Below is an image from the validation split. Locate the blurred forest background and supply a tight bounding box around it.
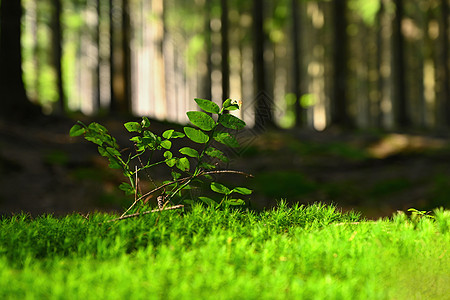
[0,0,449,218]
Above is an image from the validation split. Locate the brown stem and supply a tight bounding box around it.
[106,205,185,223]
[136,170,254,204]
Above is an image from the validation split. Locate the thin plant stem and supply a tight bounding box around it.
[106,205,185,223]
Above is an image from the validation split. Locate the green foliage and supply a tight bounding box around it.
[70,99,251,217]
[407,208,435,221]
[349,0,380,25]
[1,204,449,299]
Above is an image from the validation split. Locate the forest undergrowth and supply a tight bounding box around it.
[1,202,449,299]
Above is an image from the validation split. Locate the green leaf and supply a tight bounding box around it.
[124,122,142,133]
[171,131,185,138]
[199,162,216,170]
[179,147,199,158]
[225,199,246,206]
[138,137,156,150]
[184,127,209,144]
[119,182,135,195]
[219,114,246,130]
[143,130,157,139]
[232,187,252,195]
[223,99,241,111]
[130,136,142,143]
[98,147,122,169]
[171,171,181,180]
[166,158,177,167]
[98,146,120,158]
[205,147,229,162]
[194,98,220,114]
[160,140,172,150]
[106,147,121,157]
[187,111,216,131]
[69,124,86,137]
[162,129,174,139]
[164,151,173,159]
[88,122,108,133]
[140,131,158,149]
[176,157,190,172]
[198,196,217,206]
[85,135,103,146]
[141,117,151,128]
[213,132,240,148]
[210,182,231,195]
[109,160,122,169]
[84,123,117,147]
[223,99,232,108]
[162,129,185,139]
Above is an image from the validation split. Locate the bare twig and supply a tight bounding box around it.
[106,205,185,223]
[117,169,253,220]
[135,146,157,189]
[119,166,140,218]
[78,212,90,220]
[201,170,254,178]
[136,169,253,204]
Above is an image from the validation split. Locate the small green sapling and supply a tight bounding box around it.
[70,98,252,219]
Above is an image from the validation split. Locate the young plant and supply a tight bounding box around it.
[407,208,435,221]
[69,98,252,218]
[199,182,252,208]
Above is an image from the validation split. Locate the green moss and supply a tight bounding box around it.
[0,205,448,299]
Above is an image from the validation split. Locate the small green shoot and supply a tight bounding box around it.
[70,98,253,219]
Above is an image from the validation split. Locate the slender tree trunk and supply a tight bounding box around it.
[109,0,131,114]
[0,0,39,120]
[221,0,230,101]
[203,0,213,101]
[30,0,40,101]
[95,0,101,112]
[121,0,132,112]
[375,2,384,128]
[291,0,303,127]
[441,0,450,126]
[253,0,273,130]
[331,0,351,128]
[109,0,116,112]
[52,0,65,114]
[393,0,409,127]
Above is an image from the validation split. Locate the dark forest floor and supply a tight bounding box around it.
[1,116,449,219]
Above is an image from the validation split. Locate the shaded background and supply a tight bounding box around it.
[0,0,449,218]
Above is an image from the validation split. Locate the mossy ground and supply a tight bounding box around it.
[1,203,449,299]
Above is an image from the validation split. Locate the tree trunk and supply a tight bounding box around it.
[221,0,230,101]
[441,0,450,126]
[0,0,40,121]
[203,0,213,101]
[109,0,131,114]
[109,0,116,112]
[291,0,303,127]
[375,2,384,128]
[392,0,409,127]
[95,0,101,112]
[253,0,274,130]
[121,0,132,113]
[331,0,351,128]
[52,0,65,114]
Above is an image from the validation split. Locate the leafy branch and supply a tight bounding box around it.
[70,98,253,220]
